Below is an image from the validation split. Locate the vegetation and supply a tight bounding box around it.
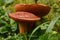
[0,0,60,40]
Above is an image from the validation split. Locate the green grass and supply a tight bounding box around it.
[0,0,60,40]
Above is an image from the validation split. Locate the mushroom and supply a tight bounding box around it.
[9,12,40,34]
[9,4,51,34]
[14,4,51,17]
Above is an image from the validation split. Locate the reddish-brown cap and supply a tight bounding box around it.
[9,12,40,22]
[14,4,51,17]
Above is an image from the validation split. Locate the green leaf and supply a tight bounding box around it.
[29,24,41,40]
[4,0,14,4]
[29,22,48,40]
[0,27,8,33]
[40,23,48,30]
[39,33,58,40]
[46,16,60,33]
[11,24,17,31]
[39,33,49,40]
[10,19,17,31]
[0,0,5,6]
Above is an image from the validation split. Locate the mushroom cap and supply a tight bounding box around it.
[14,4,51,17]
[9,12,40,22]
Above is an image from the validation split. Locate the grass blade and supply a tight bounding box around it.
[46,16,60,33]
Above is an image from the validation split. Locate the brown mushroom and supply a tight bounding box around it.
[9,4,51,34]
[9,12,40,34]
[14,4,51,17]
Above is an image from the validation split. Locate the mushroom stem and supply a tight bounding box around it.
[35,0,38,4]
[28,22,35,32]
[19,22,28,34]
[19,22,34,34]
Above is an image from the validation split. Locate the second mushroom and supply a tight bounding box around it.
[9,12,40,34]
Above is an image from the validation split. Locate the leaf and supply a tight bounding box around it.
[0,0,5,5]
[50,36,58,40]
[11,24,17,31]
[46,16,60,33]
[10,19,17,31]
[39,33,58,40]
[29,22,48,40]
[40,23,48,30]
[29,25,41,40]
[39,33,49,40]
[0,27,8,33]
[0,20,7,27]
[4,0,14,4]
